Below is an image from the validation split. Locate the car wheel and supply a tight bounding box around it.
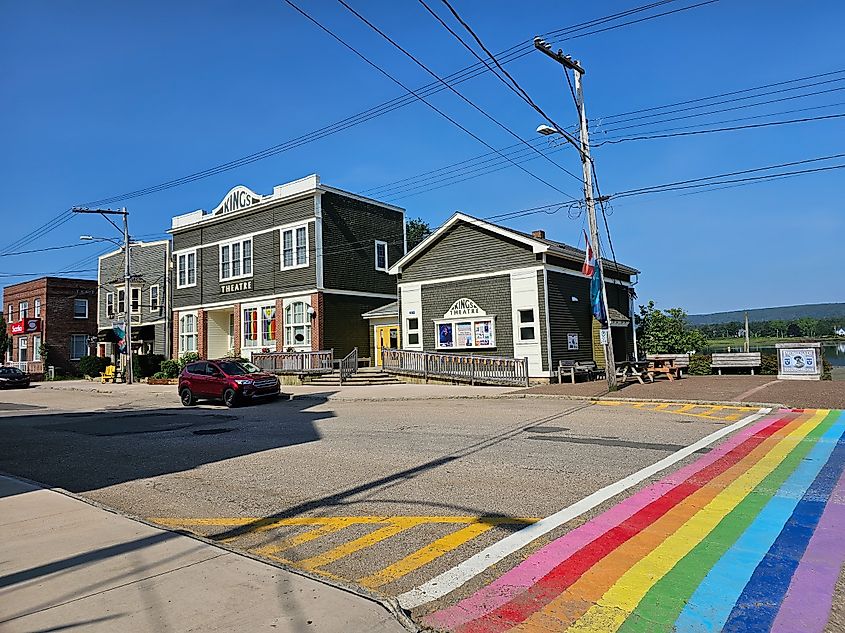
[180,387,196,406]
[223,388,238,408]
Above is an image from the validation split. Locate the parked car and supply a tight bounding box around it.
[0,366,31,389]
[178,358,280,407]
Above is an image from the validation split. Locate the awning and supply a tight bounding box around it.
[608,308,631,328]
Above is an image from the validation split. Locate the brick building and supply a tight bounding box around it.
[3,277,98,375]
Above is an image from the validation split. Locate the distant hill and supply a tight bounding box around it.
[689,303,845,325]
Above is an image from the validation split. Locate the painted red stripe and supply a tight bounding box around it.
[457,412,795,633]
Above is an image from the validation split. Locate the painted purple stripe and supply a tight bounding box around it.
[771,452,845,633]
[426,409,788,630]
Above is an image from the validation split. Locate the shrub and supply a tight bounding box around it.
[761,353,778,375]
[160,359,181,378]
[78,355,109,378]
[687,354,712,375]
[822,358,832,381]
[151,371,168,379]
[179,352,201,369]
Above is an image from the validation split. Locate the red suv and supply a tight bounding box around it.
[179,358,280,407]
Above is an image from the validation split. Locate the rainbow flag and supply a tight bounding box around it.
[423,408,845,633]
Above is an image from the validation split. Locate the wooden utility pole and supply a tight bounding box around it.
[534,38,617,390]
[744,311,751,353]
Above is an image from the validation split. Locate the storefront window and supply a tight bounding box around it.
[69,334,87,360]
[284,301,311,347]
[243,308,258,347]
[261,306,276,347]
[32,335,41,361]
[179,314,197,353]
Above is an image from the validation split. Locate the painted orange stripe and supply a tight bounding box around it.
[512,412,809,632]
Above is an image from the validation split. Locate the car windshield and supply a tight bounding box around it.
[0,367,22,376]
[217,361,250,376]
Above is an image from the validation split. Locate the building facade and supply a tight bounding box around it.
[3,277,98,374]
[96,239,171,360]
[388,214,639,380]
[169,175,404,361]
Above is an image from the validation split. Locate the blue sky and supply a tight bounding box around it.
[1,0,843,314]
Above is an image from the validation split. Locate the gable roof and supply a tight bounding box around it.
[388,212,639,276]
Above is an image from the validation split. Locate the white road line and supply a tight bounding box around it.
[397,406,772,610]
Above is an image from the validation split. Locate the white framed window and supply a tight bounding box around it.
[19,302,28,318]
[117,289,126,315]
[284,301,312,347]
[179,313,197,353]
[18,336,28,362]
[32,335,41,361]
[70,334,88,360]
[242,307,258,348]
[220,238,252,281]
[149,285,160,312]
[518,308,536,342]
[281,225,308,269]
[7,304,13,323]
[177,250,197,288]
[406,317,420,346]
[435,318,496,350]
[106,292,115,317]
[73,298,88,319]
[375,240,388,272]
[240,304,277,349]
[34,298,41,318]
[130,288,140,314]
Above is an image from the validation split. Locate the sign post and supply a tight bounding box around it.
[776,341,822,380]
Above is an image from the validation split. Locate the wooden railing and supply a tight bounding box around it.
[339,347,358,384]
[381,349,529,387]
[251,350,334,375]
[5,361,43,374]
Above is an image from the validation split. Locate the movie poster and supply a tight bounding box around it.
[456,322,473,347]
[438,323,454,347]
[474,320,493,347]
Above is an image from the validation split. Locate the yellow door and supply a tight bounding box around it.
[375,325,399,366]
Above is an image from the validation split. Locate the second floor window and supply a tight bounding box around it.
[375,240,388,272]
[34,298,41,317]
[130,288,140,314]
[20,302,28,318]
[150,285,160,311]
[8,305,13,322]
[281,225,308,269]
[220,238,252,280]
[106,292,115,317]
[117,289,126,315]
[177,251,196,288]
[74,299,88,319]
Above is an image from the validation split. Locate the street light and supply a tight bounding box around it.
[536,124,558,136]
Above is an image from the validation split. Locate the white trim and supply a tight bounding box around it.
[149,285,160,312]
[543,269,553,372]
[319,185,405,213]
[178,311,198,354]
[315,193,324,289]
[280,224,310,271]
[374,239,389,272]
[172,287,396,313]
[398,266,543,288]
[398,407,772,609]
[218,237,253,282]
[169,190,316,234]
[176,249,198,289]
[130,287,141,315]
[73,298,88,319]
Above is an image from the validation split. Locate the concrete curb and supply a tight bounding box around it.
[0,470,420,633]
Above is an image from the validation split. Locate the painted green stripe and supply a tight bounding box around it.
[619,410,839,633]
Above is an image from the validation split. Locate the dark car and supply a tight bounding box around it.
[178,359,280,407]
[0,366,31,389]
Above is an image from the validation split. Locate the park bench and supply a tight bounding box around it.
[100,365,125,384]
[711,352,762,375]
[558,360,602,383]
[646,354,690,376]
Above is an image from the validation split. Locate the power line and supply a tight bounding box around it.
[0,242,99,258]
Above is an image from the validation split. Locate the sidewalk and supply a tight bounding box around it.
[0,475,409,633]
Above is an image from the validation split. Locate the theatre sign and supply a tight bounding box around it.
[212,185,263,216]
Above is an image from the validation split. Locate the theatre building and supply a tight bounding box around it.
[169,175,404,360]
[388,213,639,381]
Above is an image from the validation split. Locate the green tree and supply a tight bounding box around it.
[0,314,9,360]
[406,217,433,251]
[636,301,707,354]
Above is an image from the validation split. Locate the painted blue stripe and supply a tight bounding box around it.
[722,410,845,632]
[672,411,844,633]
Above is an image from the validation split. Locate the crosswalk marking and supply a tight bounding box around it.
[595,400,757,422]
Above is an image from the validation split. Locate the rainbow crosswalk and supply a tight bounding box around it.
[423,408,845,633]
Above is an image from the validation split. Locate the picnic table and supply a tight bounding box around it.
[615,360,652,384]
[648,357,682,381]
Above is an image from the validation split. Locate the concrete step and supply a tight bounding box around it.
[307,370,403,386]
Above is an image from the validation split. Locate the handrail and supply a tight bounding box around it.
[251,349,334,375]
[381,348,529,387]
[339,347,358,385]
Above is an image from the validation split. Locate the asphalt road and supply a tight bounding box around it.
[0,385,742,601]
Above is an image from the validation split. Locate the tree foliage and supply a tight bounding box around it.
[406,217,433,250]
[636,301,707,354]
[0,315,9,358]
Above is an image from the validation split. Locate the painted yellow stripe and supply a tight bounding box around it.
[654,403,670,410]
[675,404,695,413]
[252,521,354,556]
[561,408,828,633]
[358,522,496,588]
[297,519,426,571]
[149,515,530,528]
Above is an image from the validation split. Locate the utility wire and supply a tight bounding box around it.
[0,242,97,257]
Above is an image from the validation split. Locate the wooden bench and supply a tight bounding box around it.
[711,352,762,375]
[558,360,602,383]
[647,354,690,376]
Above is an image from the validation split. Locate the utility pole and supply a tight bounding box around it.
[744,311,751,353]
[534,39,617,389]
[72,207,133,384]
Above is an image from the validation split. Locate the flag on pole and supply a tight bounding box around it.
[581,230,595,277]
[113,321,127,354]
[590,265,607,327]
